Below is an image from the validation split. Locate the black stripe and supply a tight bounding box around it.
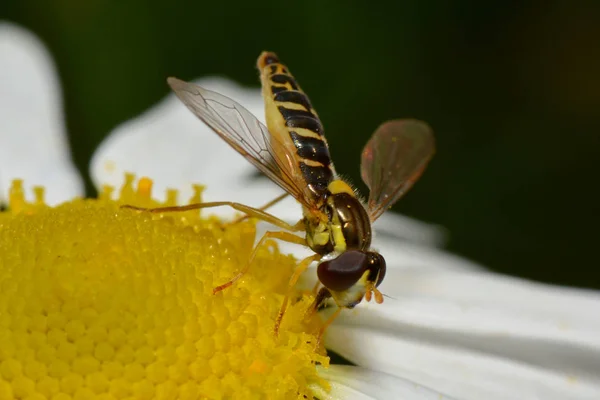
[271,85,286,95]
[277,106,324,134]
[290,131,331,165]
[278,105,316,122]
[271,74,299,90]
[299,162,333,195]
[274,91,313,112]
[269,65,278,74]
[285,115,323,134]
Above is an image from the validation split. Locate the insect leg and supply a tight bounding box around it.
[229,193,289,225]
[304,286,332,322]
[274,253,322,337]
[122,201,302,232]
[311,280,321,295]
[315,306,343,349]
[212,230,307,294]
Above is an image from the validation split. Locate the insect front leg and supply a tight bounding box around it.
[122,201,302,232]
[212,230,307,294]
[274,253,323,337]
[315,307,343,350]
[304,286,333,322]
[302,287,341,348]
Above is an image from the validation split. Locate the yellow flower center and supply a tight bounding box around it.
[0,176,328,399]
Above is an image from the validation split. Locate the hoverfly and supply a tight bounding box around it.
[128,52,434,336]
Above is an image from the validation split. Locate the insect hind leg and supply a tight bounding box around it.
[228,193,289,225]
[122,201,303,232]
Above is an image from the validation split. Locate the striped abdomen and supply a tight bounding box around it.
[258,51,335,198]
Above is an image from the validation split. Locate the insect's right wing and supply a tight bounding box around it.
[361,119,435,222]
[167,77,314,209]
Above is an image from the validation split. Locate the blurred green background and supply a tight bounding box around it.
[2,1,599,289]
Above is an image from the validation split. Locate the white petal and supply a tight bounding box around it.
[352,269,600,347]
[90,76,268,206]
[312,365,456,400]
[372,212,447,247]
[325,269,600,400]
[0,22,83,205]
[327,325,600,400]
[371,235,483,272]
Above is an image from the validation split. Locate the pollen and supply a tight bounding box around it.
[0,175,329,399]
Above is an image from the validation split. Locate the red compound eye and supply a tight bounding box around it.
[317,250,386,292]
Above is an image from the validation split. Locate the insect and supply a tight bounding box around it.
[127,51,435,336]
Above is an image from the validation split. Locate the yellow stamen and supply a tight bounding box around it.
[0,176,330,399]
[136,177,153,198]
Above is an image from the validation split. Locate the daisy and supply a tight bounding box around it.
[2,21,600,399]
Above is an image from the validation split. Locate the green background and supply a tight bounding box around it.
[2,1,599,289]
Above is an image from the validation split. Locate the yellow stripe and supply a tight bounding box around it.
[301,159,327,168]
[288,127,322,140]
[328,180,355,196]
[273,100,306,111]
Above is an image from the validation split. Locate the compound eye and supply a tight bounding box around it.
[317,250,370,292]
[367,252,386,287]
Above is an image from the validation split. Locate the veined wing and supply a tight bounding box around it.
[361,119,435,221]
[168,77,315,209]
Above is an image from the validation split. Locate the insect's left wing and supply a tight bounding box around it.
[361,119,435,222]
[168,77,312,208]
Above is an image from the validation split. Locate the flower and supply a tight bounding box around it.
[3,21,600,399]
[1,174,332,399]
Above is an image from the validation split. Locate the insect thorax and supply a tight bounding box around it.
[304,181,372,256]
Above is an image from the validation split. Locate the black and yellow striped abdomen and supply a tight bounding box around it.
[258,52,335,198]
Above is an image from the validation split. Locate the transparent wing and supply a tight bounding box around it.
[361,119,435,221]
[168,77,314,209]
